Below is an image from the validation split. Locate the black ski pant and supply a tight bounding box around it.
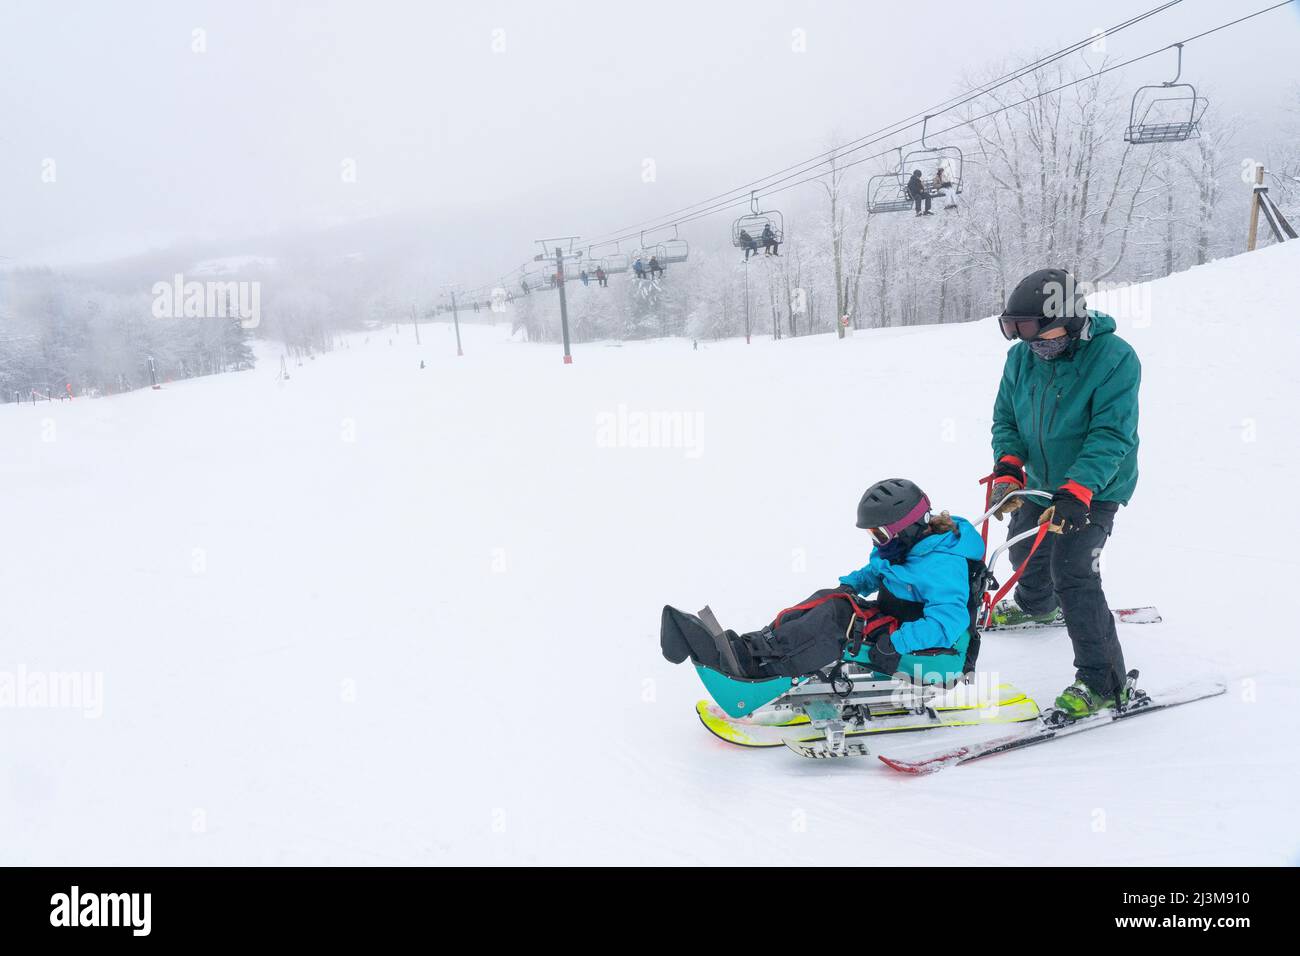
[1007,499,1126,696]
[913,193,931,214]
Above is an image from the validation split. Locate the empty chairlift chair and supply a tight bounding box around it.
[599,250,631,274]
[656,238,690,264]
[866,172,914,215]
[1125,43,1208,145]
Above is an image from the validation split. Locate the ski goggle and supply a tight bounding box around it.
[999,316,1048,341]
[866,501,932,547]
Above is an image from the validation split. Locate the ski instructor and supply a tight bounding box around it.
[985,268,1141,719]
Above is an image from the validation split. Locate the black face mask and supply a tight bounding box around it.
[1029,336,1072,360]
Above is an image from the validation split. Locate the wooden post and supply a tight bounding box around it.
[1247,163,1264,252]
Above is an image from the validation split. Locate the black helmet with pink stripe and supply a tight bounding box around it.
[856,478,931,545]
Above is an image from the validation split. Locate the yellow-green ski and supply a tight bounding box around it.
[696,684,1040,748]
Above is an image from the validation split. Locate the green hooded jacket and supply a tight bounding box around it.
[991,310,1140,504]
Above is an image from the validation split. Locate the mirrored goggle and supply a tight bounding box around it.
[867,526,893,546]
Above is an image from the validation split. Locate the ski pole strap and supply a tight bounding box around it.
[982,522,1051,624]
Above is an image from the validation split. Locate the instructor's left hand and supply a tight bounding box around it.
[1039,486,1090,534]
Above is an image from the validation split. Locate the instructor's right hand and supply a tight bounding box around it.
[989,455,1026,520]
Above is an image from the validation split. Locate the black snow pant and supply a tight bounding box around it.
[661,590,904,680]
[913,193,931,214]
[1007,499,1126,696]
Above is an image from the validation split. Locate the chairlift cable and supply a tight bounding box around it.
[459,1,1190,290]
[580,0,1189,248]
[613,0,1293,237]
[454,0,1289,295]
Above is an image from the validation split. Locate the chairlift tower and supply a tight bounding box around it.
[440,286,464,356]
[535,236,581,364]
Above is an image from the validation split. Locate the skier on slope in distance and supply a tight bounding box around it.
[660,479,985,679]
[987,267,1141,719]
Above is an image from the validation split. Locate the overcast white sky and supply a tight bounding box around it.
[2,0,1297,269]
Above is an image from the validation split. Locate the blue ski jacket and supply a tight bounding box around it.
[838,516,984,653]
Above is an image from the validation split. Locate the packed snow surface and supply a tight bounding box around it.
[3,242,1298,865]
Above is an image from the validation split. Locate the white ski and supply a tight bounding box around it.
[877,673,1225,774]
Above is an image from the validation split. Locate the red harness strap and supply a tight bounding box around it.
[980,521,1052,627]
[976,472,1054,629]
[771,591,878,630]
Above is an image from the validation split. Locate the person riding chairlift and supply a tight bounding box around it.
[633,257,646,280]
[907,169,933,216]
[761,223,780,256]
[595,265,608,287]
[932,165,958,210]
[738,229,759,261]
[648,256,664,279]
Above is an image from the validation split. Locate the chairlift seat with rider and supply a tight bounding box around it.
[521,269,549,292]
[902,115,963,193]
[732,193,784,249]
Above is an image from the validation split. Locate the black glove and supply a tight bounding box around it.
[992,457,1025,484]
[836,583,859,595]
[866,630,902,676]
[1040,487,1089,535]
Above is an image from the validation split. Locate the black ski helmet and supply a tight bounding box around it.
[856,478,931,533]
[999,268,1089,341]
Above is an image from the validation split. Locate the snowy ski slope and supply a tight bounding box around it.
[2,242,1297,865]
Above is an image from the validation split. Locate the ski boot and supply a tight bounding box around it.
[1046,673,1142,726]
[988,598,1063,629]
